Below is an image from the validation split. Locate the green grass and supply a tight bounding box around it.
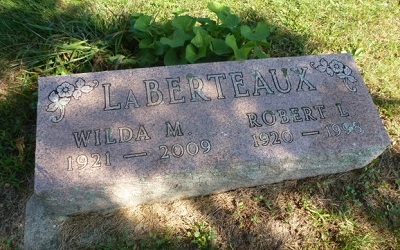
[0,0,399,249]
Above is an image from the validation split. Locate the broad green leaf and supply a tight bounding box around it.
[164,48,187,65]
[191,27,212,48]
[240,23,269,41]
[254,22,270,39]
[221,13,240,30]
[210,38,231,55]
[172,15,196,32]
[237,47,252,60]
[138,49,158,66]
[133,15,152,33]
[196,17,216,26]
[154,41,166,56]
[240,25,253,40]
[185,44,207,63]
[160,29,193,48]
[207,2,239,30]
[253,47,269,59]
[225,34,238,51]
[241,22,270,41]
[160,36,183,48]
[207,2,230,16]
[185,44,197,63]
[225,35,250,60]
[139,39,154,49]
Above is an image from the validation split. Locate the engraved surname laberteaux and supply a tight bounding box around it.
[246,105,326,128]
[101,67,316,111]
[72,126,151,148]
[103,83,141,111]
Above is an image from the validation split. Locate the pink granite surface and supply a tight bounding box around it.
[34,54,390,214]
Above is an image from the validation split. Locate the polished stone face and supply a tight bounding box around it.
[34,54,390,214]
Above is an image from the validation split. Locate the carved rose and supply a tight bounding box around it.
[56,82,75,98]
[46,79,99,123]
[329,60,344,74]
[310,58,358,92]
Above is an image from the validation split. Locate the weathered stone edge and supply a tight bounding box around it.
[33,145,389,215]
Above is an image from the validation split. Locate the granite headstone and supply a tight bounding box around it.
[25,54,390,249]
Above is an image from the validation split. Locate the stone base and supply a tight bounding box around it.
[24,195,66,250]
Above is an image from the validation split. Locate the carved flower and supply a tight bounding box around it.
[47,90,71,112]
[56,82,75,98]
[337,65,353,79]
[310,58,334,76]
[310,58,358,92]
[72,78,94,100]
[329,60,344,74]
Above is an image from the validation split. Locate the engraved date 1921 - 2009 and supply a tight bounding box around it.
[66,139,212,171]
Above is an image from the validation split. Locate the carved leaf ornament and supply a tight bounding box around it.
[46,78,98,123]
[310,58,357,92]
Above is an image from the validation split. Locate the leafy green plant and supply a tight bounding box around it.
[129,2,270,66]
[253,195,274,211]
[187,221,216,250]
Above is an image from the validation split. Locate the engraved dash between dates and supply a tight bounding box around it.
[123,152,148,158]
[301,131,320,136]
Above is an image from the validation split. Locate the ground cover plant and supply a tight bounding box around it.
[0,0,399,249]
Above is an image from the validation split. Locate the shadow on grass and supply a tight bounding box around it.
[372,94,400,118]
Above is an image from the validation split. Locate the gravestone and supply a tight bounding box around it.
[25,54,390,249]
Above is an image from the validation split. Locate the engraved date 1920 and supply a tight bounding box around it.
[159,139,211,159]
[252,130,294,147]
[67,152,111,171]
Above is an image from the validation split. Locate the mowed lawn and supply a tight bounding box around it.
[0,0,399,249]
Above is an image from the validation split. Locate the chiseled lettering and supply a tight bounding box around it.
[94,129,101,146]
[72,130,91,148]
[247,113,262,128]
[187,75,211,102]
[301,107,317,121]
[144,80,163,106]
[207,73,226,99]
[103,83,121,111]
[261,110,276,126]
[166,121,184,137]
[136,125,151,141]
[313,105,326,119]
[119,127,134,143]
[167,77,185,104]
[276,109,290,124]
[253,70,274,96]
[230,72,250,98]
[269,68,292,94]
[336,103,349,117]
[124,90,140,109]
[292,67,317,92]
[290,108,303,122]
[105,128,116,144]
